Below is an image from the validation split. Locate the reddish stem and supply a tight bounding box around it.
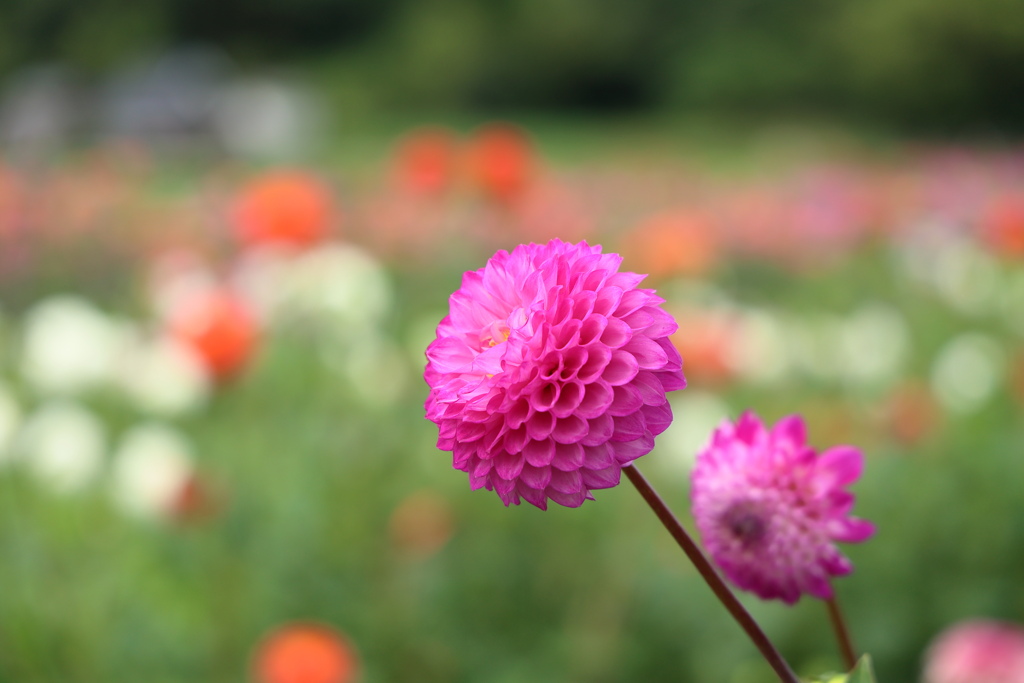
[623,464,800,683]
[826,595,858,671]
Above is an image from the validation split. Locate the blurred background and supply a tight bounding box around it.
[1,1,1023,682]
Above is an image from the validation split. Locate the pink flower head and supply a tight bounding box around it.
[923,620,1024,683]
[690,412,875,604]
[424,239,686,509]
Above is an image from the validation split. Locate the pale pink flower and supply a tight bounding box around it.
[424,239,686,509]
[923,620,1024,683]
[691,411,874,604]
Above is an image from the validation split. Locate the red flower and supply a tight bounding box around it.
[392,127,460,197]
[231,170,336,249]
[465,123,536,205]
[167,288,259,381]
[253,623,358,683]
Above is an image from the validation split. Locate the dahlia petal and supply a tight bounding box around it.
[610,412,647,442]
[551,415,588,444]
[550,381,584,418]
[658,370,687,392]
[632,371,669,406]
[548,468,584,494]
[492,476,516,496]
[618,335,667,370]
[532,382,560,411]
[517,483,549,510]
[831,518,875,543]
[576,380,614,419]
[560,346,588,379]
[622,308,654,331]
[655,336,683,371]
[525,411,556,441]
[546,488,590,508]
[503,426,528,454]
[554,319,582,350]
[582,465,621,489]
[593,285,624,316]
[572,291,596,320]
[523,438,556,467]
[610,432,655,464]
[815,445,864,492]
[506,399,532,429]
[551,442,585,471]
[582,413,615,446]
[494,451,525,480]
[603,350,640,386]
[804,572,834,601]
[472,457,493,477]
[606,272,646,294]
[613,288,651,317]
[578,315,607,345]
[582,442,616,469]
[607,383,644,417]
[641,402,674,436]
[519,464,553,489]
[772,414,807,448]
[577,344,611,383]
[599,317,633,348]
[643,307,679,338]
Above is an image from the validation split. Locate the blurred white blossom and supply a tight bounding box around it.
[0,382,22,466]
[110,422,195,520]
[655,391,732,473]
[931,333,1006,414]
[838,303,910,388]
[730,308,792,386]
[328,334,410,408]
[17,400,106,494]
[20,296,134,395]
[116,335,210,416]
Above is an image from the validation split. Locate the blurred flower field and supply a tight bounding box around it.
[1,122,1024,682]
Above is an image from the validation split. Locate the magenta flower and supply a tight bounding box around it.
[690,412,875,604]
[923,620,1024,683]
[424,239,686,509]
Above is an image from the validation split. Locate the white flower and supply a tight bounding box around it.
[110,422,194,520]
[116,335,210,416]
[931,333,1005,414]
[0,382,22,466]
[20,296,133,395]
[730,307,793,386]
[838,303,910,389]
[17,401,106,493]
[655,391,731,473]
[326,334,410,408]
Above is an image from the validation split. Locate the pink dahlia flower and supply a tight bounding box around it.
[690,412,874,604]
[923,620,1024,683]
[424,239,686,509]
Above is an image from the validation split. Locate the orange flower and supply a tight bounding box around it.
[979,193,1024,258]
[464,123,535,205]
[167,288,259,381]
[669,311,736,387]
[231,170,336,249]
[392,127,460,197]
[253,623,358,683]
[620,209,719,279]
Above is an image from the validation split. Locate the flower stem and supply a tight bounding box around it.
[623,464,800,683]
[826,595,857,671]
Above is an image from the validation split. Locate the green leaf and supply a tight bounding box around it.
[808,655,876,683]
[848,655,877,683]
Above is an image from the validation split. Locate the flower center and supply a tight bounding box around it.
[721,501,768,548]
[480,320,510,348]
